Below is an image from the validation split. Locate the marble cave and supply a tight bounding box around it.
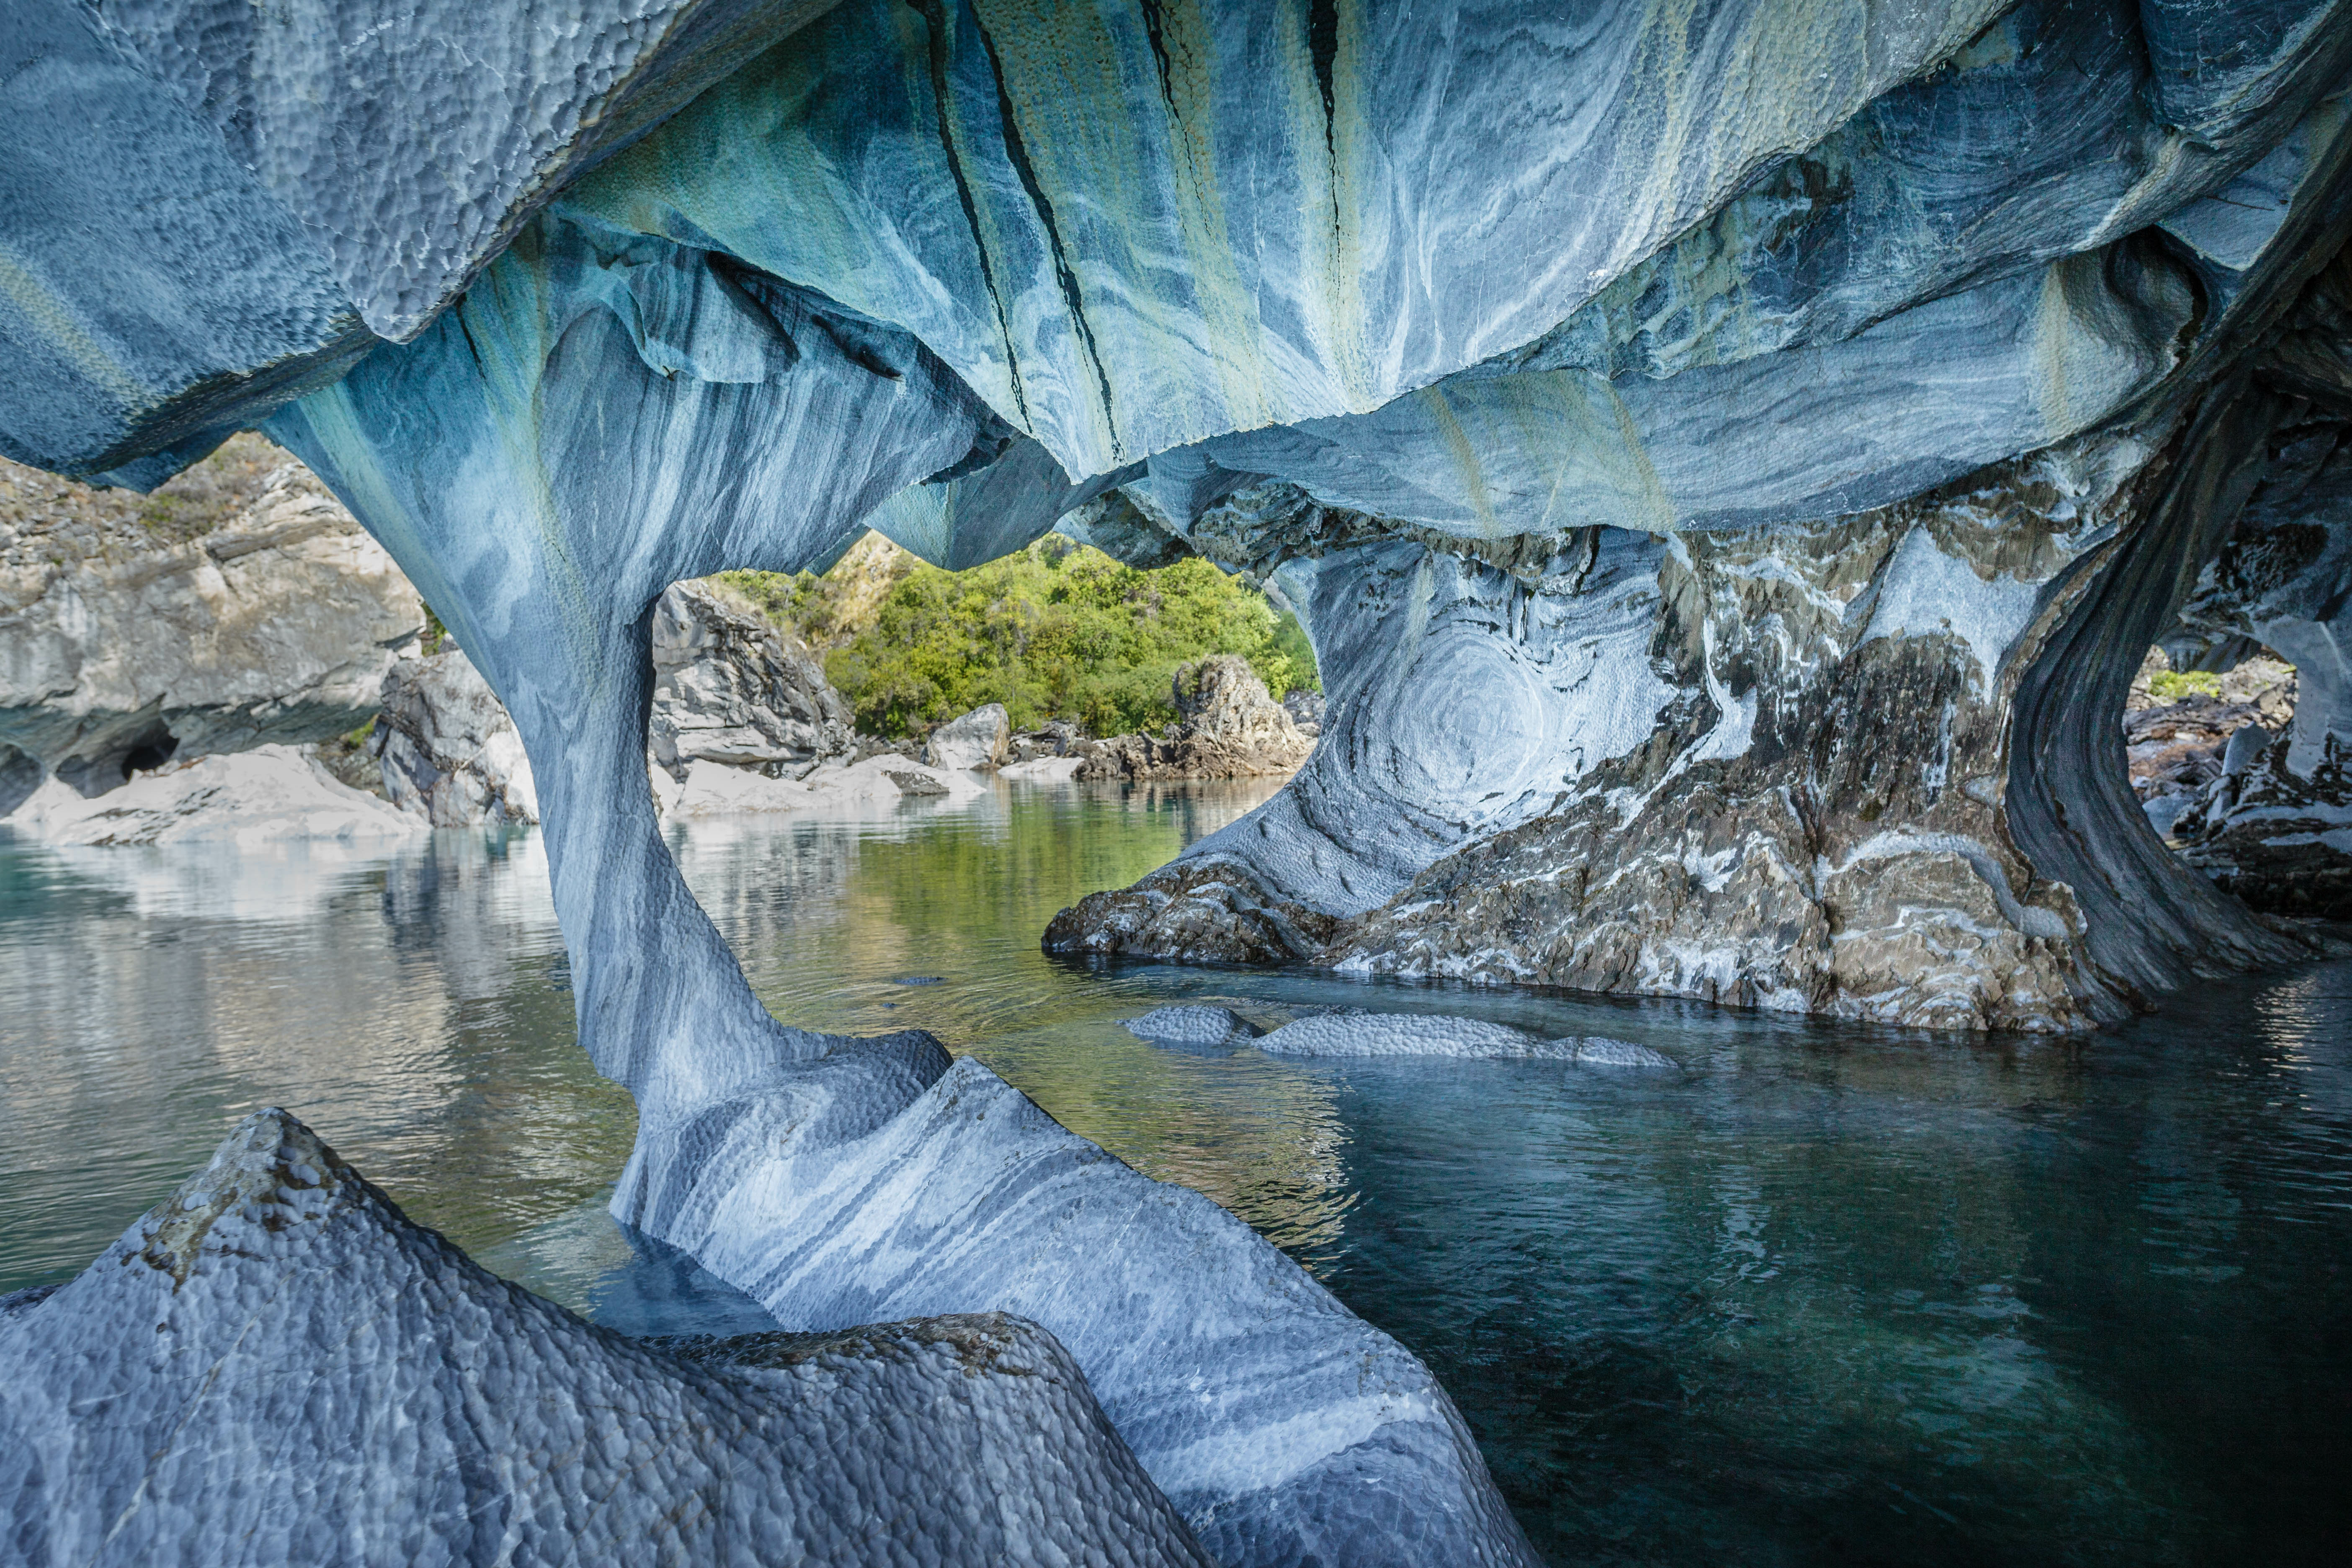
[4,2,2352,1564]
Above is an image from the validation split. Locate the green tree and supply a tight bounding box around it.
[726,534,1316,738]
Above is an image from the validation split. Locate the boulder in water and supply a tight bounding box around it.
[926,703,1011,771]
[375,648,539,826]
[1077,657,1313,781]
[1122,1005,1264,1049]
[649,580,855,780]
[1257,1011,1676,1067]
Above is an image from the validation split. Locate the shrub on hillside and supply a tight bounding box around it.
[720,534,1315,738]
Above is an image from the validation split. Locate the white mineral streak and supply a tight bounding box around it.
[1861,527,2044,695]
[6,745,421,847]
[0,1109,1215,1568]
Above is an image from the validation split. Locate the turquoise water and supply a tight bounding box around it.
[3,781,2347,1564]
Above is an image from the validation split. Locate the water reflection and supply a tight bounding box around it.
[1,780,2347,1565]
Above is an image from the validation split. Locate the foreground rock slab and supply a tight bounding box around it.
[0,1109,1214,1568]
[619,1045,1542,1567]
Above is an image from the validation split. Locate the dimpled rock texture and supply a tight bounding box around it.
[0,0,848,477]
[1122,1005,1264,1048]
[0,442,422,797]
[1256,1011,1676,1066]
[0,1108,1215,1568]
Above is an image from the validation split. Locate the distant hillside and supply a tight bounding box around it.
[712,532,1316,739]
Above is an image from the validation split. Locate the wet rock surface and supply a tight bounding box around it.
[0,1108,1213,1568]
[1122,1005,1264,1050]
[1256,1011,1676,1067]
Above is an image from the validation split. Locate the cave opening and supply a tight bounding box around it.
[2125,641,2300,843]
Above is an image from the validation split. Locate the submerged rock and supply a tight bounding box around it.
[1122,1005,1264,1049]
[0,1108,1212,1568]
[925,702,1010,771]
[1257,1011,1676,1067]
[5,744,420,847]
[1077,657,1313,781]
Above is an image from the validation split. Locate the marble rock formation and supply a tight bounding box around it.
[2123,651,2299,836]
[13,0,2352,1560]
[1075,656,1314,782]
[0,437,422,807]
[376,648,542,828]
[925,701,1010,771]
[1255,1011,1677,1067]
[2157,407,2352,917]
[650,579,854,781]
[1122,1004,1264,1050]
[0,1108,1214,1568]
[5,743,422,848]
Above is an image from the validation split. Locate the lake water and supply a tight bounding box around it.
[3,781,2347,1565]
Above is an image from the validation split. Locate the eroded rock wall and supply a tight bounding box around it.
[0,436,422,802]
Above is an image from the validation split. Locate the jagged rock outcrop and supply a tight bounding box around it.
[375,648,540,827]
[1075,657,1313,782]
[924,702,1009,771]
[0,1108,1214,1568]
[15,0,2352,1559]
[650,579,854,780]
[0,436,420,801]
